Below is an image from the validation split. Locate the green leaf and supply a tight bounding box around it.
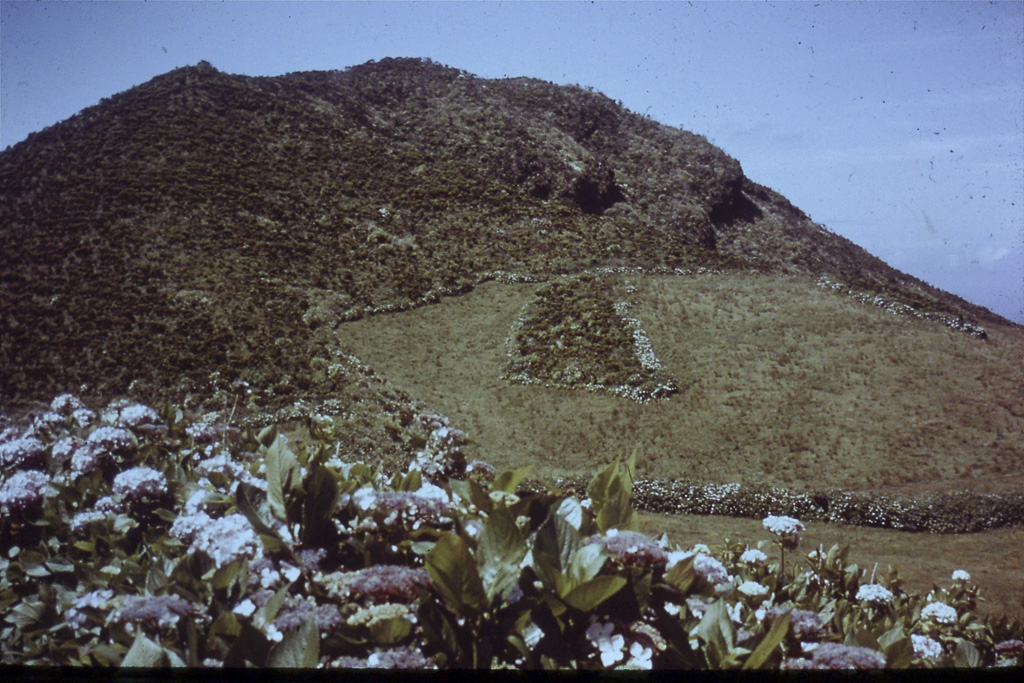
[953,639,980,668]
[208,611,242,640]
[665,556,697,594]
[5,597,46,630]
[562,574,626,612]
[223,619,270,668]
[209,559,242,591]
[566,543,608,586]
[269,619,319,668]
[695,600,736,668]
[491,465,533,494]
[264,435,302,523]
[878,622,913,669]
[121,631,165,667]
[426,533,487,615]
[398,469,423,492]
[254,582,292,630]
[235,484,298,561]
[476,504,527,603]
[586,452,638,534]
[257,425,279,448]
[301,462,339,545]
[369,617,413,646]
[743,610,790,669]
[534,505,582,574]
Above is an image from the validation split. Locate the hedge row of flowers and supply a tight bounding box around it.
[1,394,1021,669]
[541,476,1024,534]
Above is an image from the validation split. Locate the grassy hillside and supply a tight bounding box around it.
[0,58,1010,419]
[331,271,1024,496]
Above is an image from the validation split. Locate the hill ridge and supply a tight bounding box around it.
[0,57,1015,416]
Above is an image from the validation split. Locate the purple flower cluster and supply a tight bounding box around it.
[994,639,1024,657]
[87,426,133,453]
[331,647,434,670]
[170,512,264,568]
[51,394,86,415]
[112,466,168,501]
[318,565,432,603]
[107,595,201,631]
[0,470,50,512]
[587,531,668,570]
[0,434,45,470]
[271,594,346,633]
[116,404,160,428]
[805,643,886,669]
[769,606,827,639]
[352,486,455,529]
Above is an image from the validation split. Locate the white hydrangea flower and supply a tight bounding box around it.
[691,543,711,555]
[585,618,626,667]
[921,602,957,625]
[72,408,96,428]
[740,548,768,565]
[911,634,943,660]
[112,466,167,501]
[738,581,768,597]
[951,570,971,582]
[51,393,86,414]
[762,515,805,547]
[117,404,159,427]
[693,553,732,586]
[0,470,51,512]
[855,584,894,604]
[622,641,653,669]
[232,599,256,617]
[70,510,110,534]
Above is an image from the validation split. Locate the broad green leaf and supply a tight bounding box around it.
[665,556,697,594]
[562,574,627,612]
[121,631,165,667]
[695,600,736,668]
[953,639,980,668]
[534,505,582,574]
[398,469,423,492]
[369,617,412,646]
[587,452,638,534]
[264,435,302,522]
[235,485,298,561]
[426,533,487,615]
[269,619,319,668]
[476,504,527,603]
[743,609,790,669]
[302,462,339,545]
[257,425,279,448]
[254,582,292,630]
[491,465,533,494]
[208,559,242,591]
[5,597,45,630]
[566,543,608,586]
[208,611,242,639]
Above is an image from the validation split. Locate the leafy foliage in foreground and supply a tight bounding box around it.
[1,394,1022,669]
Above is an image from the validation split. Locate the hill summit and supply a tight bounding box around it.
[0,57,1011,417]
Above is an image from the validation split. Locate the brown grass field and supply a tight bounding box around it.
[330,272,1024,618]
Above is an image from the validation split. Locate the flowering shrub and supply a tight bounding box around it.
[0,393,1021,669]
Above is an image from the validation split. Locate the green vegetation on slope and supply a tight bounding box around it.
[0,57,1007,418]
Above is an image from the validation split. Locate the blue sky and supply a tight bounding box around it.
[2,1,1021,323]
